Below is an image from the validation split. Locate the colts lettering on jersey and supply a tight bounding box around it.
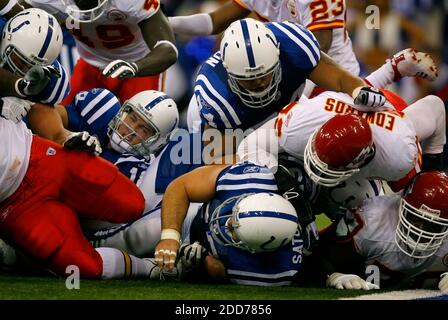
[323,98,398,131]
[205,51,222,68]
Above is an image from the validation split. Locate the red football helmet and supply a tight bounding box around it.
[304,114,375,187]
[395,171,448,259]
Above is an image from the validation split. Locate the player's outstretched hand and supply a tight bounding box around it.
[155,239,181,272]
[63,131,102,156]
[326,272,380,290]
[17,65,61,97]
[389,48,438,81]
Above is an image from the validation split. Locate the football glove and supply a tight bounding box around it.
[63,131,102,156]
[17,65,61,96]
[326,272,380,290]
[438,272,448,293]
[145,258,183,281]
[178,241,208,273]
[389,48,438,81]
[102,59,139,80]
[0,97,33,123]
[352,86,386,110]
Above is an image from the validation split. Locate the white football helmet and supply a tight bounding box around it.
[209,192,299,253]
[316,177,383,220]
[220,18,281,108]
[108,90,179,157]
[61,0,110,23]
[0,8,63,76]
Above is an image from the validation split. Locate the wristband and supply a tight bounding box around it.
[161,228,181,243]
[351,86,363,100]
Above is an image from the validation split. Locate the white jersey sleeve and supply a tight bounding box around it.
[116,0,160,23]
[24,0,68,20]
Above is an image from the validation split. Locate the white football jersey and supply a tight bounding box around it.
[234,0,359,75]
[350,195,448,282]
[25,0,159,67]
[276,91,420,182]
[0,118,32,203]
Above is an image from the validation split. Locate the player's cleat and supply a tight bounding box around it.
[388,48,438,81]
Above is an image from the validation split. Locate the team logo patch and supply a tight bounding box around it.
[243,166,260,174]
[107,9,127,21]
[46,147,56,156]
[287,0,298,19]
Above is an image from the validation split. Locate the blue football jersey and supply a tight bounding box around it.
[34,60,71,106]
[194,21,320,130]
[65,88,121,144]
[191,162,304,286]
[101,149,151,186]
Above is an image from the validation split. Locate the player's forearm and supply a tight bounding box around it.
[204,255,227,281]
[134,44,177,77]
[27,103,69,145]
[312,29,333,53]
[161,180,190,233]
[309,52,366,96]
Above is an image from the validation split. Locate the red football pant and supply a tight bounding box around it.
[61,58,166,105]
[0,136,145,278]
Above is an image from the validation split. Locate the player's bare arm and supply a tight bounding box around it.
[309,52,364,95]
[155,164,229,271]
[311,30,333,53]
[204,255,227,281]
[26,103,71,145]
[209,1,251,34]
[309,52,385,109]
[27,103,102,155]
[135,9,177,76]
